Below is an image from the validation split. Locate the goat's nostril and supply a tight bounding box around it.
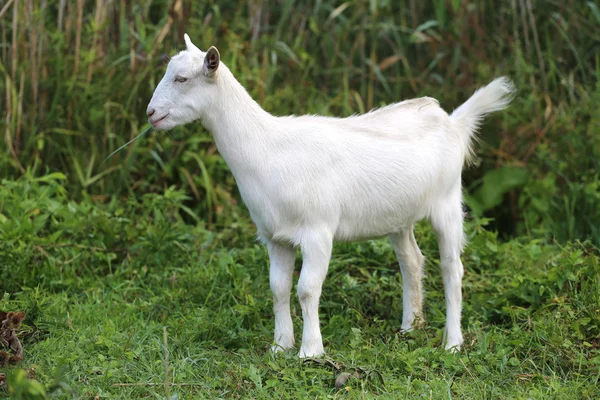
[147,108,155,117]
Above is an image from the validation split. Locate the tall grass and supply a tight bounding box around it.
[0,0,599,242]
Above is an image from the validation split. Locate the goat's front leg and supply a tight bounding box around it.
[267,241,297,352]
[297,233,332,358]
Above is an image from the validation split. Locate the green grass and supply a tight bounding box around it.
[1,0,599,244]
[1,176,599,398]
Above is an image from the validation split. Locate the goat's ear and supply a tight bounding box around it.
[203,46,220,76]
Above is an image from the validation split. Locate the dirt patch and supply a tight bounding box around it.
[0,310,26,366]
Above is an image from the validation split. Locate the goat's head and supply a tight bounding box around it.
[146,33,220,130]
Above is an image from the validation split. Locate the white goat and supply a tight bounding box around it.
[147,34,515,358]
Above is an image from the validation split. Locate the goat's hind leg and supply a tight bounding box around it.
[389,226,425,332]
[267,240,297,352]
[431,199,465,351]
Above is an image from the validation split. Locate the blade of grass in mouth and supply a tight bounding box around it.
[102,126,153,164]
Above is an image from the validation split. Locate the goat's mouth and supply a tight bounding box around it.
[149,113,169,127]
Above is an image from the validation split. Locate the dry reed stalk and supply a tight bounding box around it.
[357,9,366,102]
[38,0,47,80]
[4,80,24,175]
[38,0,48,120]
[518,0,535,89]
[65,0,71,44]
[4,112,16,171]
[129,24,135,70]
[526,0,547,94]
[180,167,201,200]
[16,71,24,147]
[510,0,521,78]
[154,17,174,50]
[98,0,107,59]
[4,70,8,108]
[73,0,83,76]
[151,1,178,62]
[409,0,417,29]
[121,0,127,50]
[473,4,487,61]
[367,46,375,111]
[4,74,10,155]
[173,0,184,45]
[57,0,65,31]
[0,0,15,19]
[111,1,120,50]
[27,0,38,106]
[87,0,108,83]
[1,11,6,70]
[368,3,379,111]
[10,0,17,78]
[248,0,262,42]
[259,48,267,102]
[124,0,134,71]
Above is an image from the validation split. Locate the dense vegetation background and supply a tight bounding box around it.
[0,0,599,398]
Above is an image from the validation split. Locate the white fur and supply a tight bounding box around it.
[147,34,515,358]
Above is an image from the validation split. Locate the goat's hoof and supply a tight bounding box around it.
[400,324,412,333]
[400,326,414,334]
[444,339,463,353]
[445,345,461,353]
[298,346,325,358]
[271,343,294,353]
[400,317,425,333]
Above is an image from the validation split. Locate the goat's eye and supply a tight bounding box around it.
[174,76,187,83]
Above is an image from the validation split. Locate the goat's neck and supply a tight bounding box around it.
[200,68,273,174]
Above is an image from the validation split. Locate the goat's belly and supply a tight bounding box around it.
[255,214,415,244]
[333,199,428,241]
[239,178,431,244]
[333,215,415,242]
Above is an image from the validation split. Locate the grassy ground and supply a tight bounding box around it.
[1,0,599,244]
[1,176,599,398]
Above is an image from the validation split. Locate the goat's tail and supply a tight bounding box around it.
[450,77,515,165]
